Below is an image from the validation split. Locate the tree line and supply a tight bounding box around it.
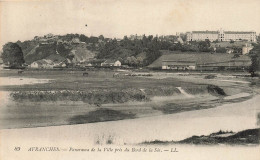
[1,33,259,74]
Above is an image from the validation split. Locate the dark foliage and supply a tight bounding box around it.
[97,35,164,66]
[69,108,136,124]
[1,42,25,67]
[142,128,260,145]
[248,43,260,76]
[216,47,227,53]
[207,85,226,96]
[25,43,57,63]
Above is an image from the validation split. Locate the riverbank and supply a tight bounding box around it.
[1,94,259,145]
[142,128,260,145]
[0,69,257,129]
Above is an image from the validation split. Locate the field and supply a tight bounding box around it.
[0,68,258,129]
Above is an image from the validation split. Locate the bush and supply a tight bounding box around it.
[204,75,217,79]
[216,47,227,53]
[10,89,149,104]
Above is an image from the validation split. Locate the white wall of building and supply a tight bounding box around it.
[114,60,121,66]
[30,62,39,68]
[187,29,256,42]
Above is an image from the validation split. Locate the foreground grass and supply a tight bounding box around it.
[142,128,260,145]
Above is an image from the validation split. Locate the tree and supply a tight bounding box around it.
[89,36,99,43]
[98,35,105,41]
[233,47,242,54]
[126,56,138,66]
[248,43,260,76]
[216,47,227,53]
[1,42,25,67]
[198,40,211,52]
[137,56,144,66]
[56,43,72,58]
[79,34,89,42]
[256,34,260,44]
[180,33,187,42]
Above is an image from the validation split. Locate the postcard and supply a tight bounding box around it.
[0,0,259,159]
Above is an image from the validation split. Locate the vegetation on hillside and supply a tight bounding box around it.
[2,32,257,68]
[97,35,165,66]
[15,34,102,64]
[25,43,57,63]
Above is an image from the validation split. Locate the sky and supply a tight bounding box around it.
[1,0,260,48]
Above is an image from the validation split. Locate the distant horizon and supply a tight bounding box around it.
[0,28,259,52]
[1,0,260,49]
[2,28,259,41]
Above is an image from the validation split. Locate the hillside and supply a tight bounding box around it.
[70,44,96,63]
[24,43,57,64]
[18,40,96,64]
[17,40,39,57]
[45,54,66,63]
[9,34,257,68]
[24,44,39,59]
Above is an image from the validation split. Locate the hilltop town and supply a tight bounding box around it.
[0,29,260,74]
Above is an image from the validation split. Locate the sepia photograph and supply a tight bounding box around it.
[0,0,260,159]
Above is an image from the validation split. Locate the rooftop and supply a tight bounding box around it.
[148,50,251,68]
[192,31,218,34]
[103,59,120,64]
[224,31,255,34]
[190,30,255,34]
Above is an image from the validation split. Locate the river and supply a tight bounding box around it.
[0,75,259,160]
[0,76,259,145]
[0,93,259,145]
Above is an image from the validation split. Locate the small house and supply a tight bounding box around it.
[30,59,54,69]
[242,43,253,55]
[30,61,42,68]
[226,48,234,54]
[162,60,196,70]
[71,38,81,44]
[101,60,121,67]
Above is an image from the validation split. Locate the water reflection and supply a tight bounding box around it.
[0,77,51,86]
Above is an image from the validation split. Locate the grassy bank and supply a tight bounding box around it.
[1,69,256,129]
[142,128,260,145]
[9,84,227,104]
[10,89,149,104]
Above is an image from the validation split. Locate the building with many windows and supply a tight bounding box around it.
[187,29,256,42]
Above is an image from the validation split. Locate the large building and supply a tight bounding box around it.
[187,29,256,42]
[158,51,251,71]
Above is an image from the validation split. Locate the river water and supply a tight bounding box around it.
[0,92,259,145]
[0,77,51,86]
[0,76,260,160]
[0,76,259,145]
